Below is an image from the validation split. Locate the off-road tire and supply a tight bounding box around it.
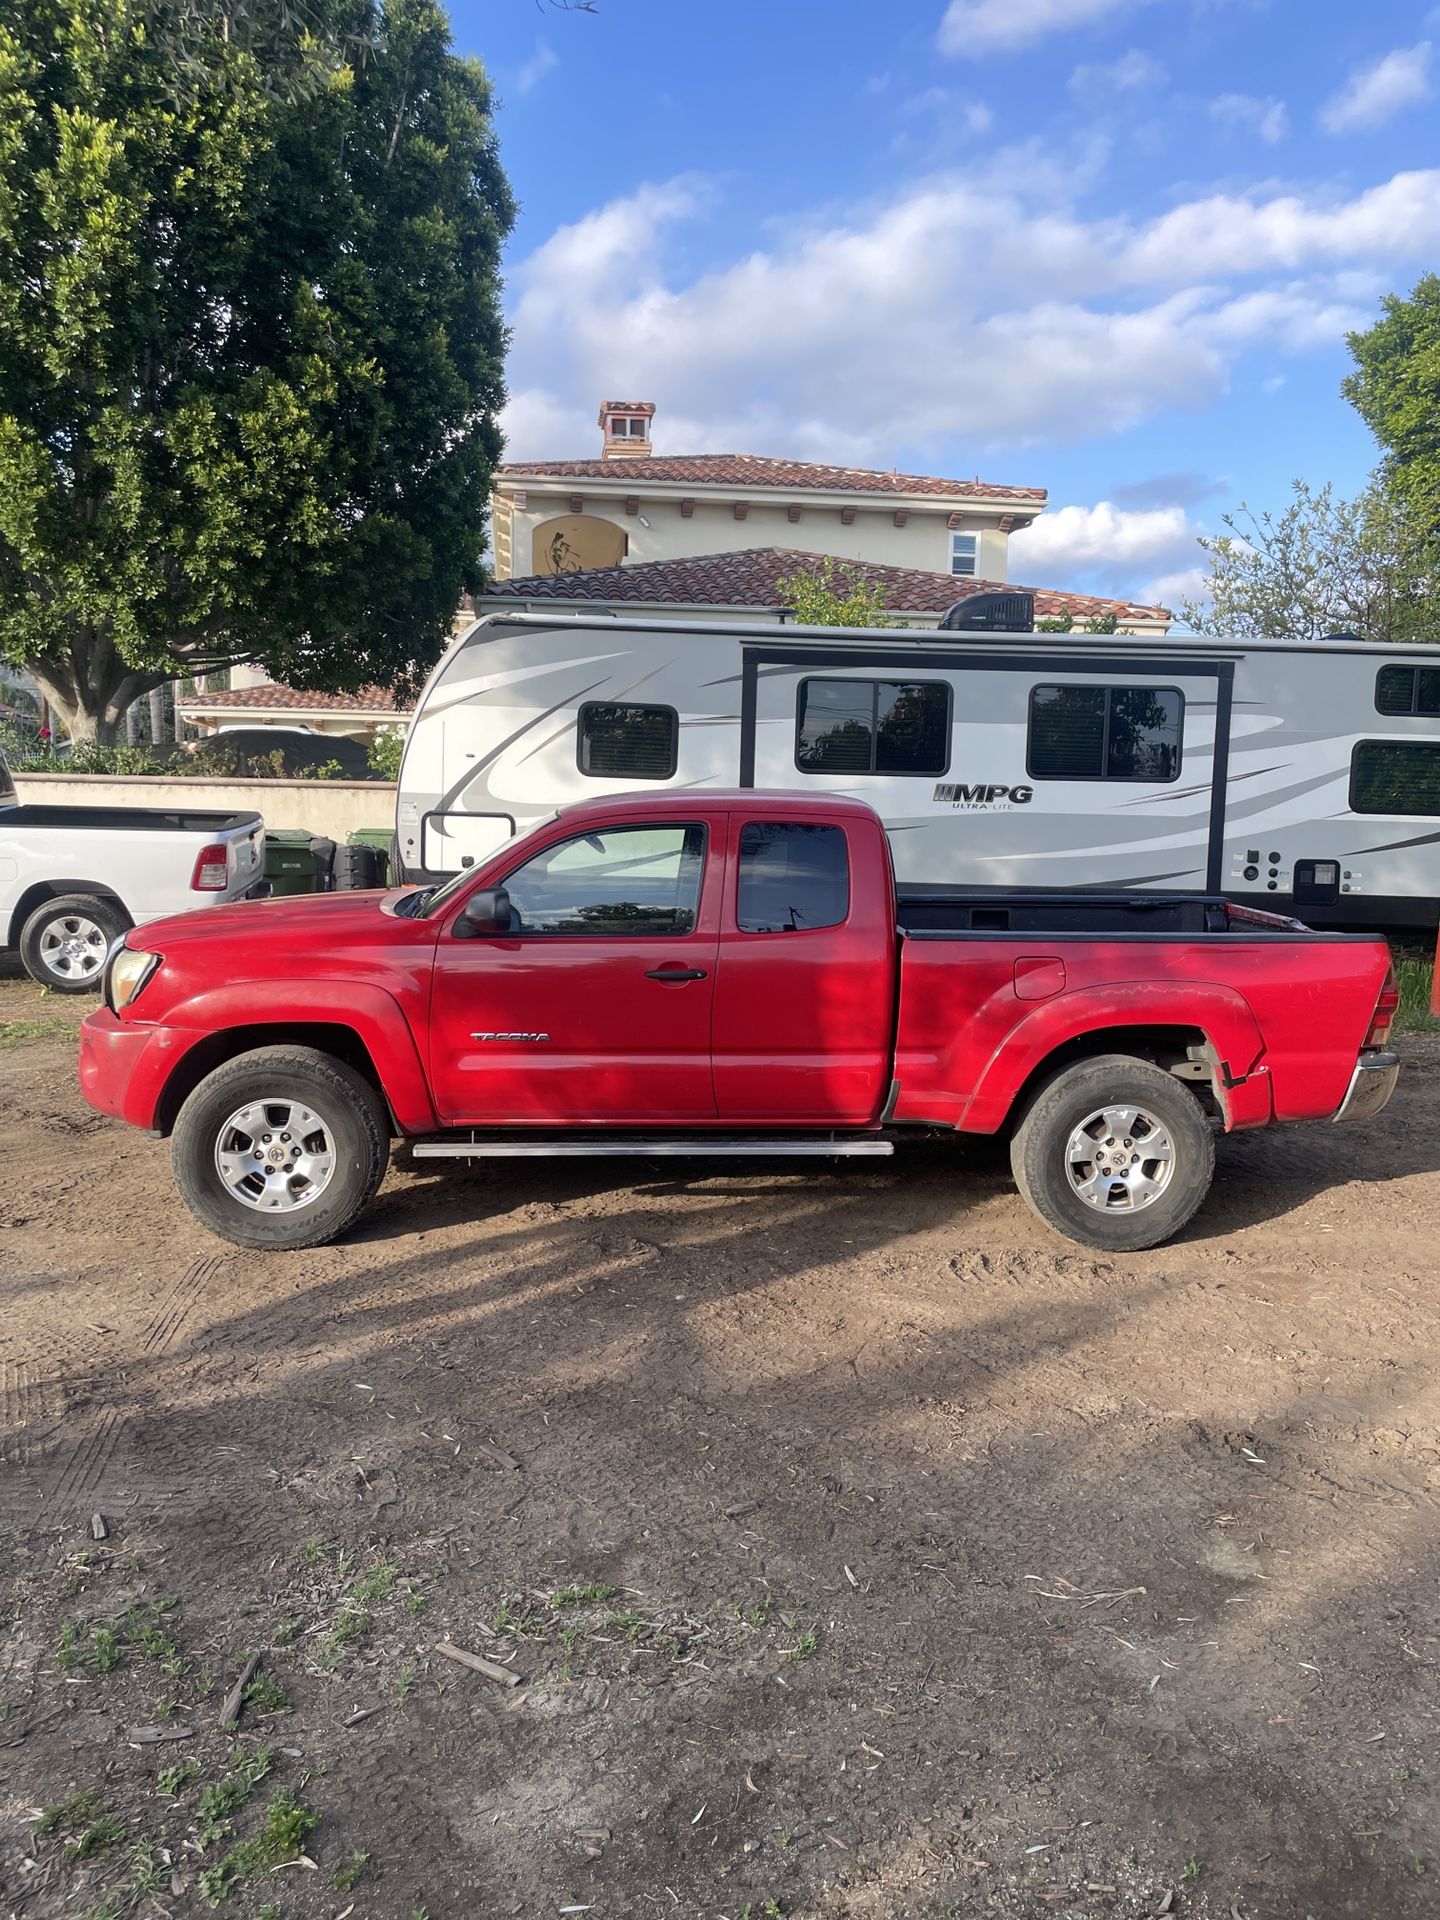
[19,892,128,993]
[1009,1052,1215,1253]
[172,1045,389,1250]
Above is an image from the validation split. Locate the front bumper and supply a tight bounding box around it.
[78,1008,196,1133]
[1333,1049,1400,1124]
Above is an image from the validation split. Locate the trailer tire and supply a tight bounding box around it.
[172,1045,389,1250]
[1010,1052,1215,1253]
[19,893,127,992]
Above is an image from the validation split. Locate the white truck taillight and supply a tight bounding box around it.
[191,843,229,891]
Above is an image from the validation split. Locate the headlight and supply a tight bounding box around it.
[105,943,160,1013]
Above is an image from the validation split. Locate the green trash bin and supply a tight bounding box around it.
[264,828,318,896]
[347,827,395,889]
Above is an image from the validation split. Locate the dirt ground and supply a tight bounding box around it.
[2,962,1438,1920]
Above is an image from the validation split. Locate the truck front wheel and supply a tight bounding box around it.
[1010,1053,1215,1253]
[172,1046,390,1250]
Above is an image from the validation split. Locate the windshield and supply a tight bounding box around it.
[407,811,560,917]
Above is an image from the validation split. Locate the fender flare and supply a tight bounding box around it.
[961,979,1270,1133]
[157,981,437,1134]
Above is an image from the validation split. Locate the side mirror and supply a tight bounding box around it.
[454,887,511,938]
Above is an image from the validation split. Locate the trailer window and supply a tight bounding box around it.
[737,822,849,933]
[795,679,950,775]
[1028,685,1183,782]
[1351,740,1440,815]
[578,702,678,780]
[1375,665,1440,716]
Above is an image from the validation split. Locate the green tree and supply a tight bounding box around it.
[776,556,898,628]
[1181,479,1436,645]
[1344,275,1440,546]
[0,0,513,741]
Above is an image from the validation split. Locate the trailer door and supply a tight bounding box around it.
[743,646,1233,895]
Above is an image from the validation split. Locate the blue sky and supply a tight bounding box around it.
[447,0,1440,607]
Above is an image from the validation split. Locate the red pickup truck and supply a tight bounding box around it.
[78,790,1399,1255]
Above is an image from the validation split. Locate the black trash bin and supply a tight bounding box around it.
[308,835,337,893]
[331,841,379,890]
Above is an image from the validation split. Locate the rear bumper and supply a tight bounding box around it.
[1332,1049,1399,1124]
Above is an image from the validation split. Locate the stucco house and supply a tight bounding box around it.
[178,400,1170,739]
[492,400,1048,586]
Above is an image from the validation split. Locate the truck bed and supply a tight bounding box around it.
[895,888,1318,937]
[3,804,262,834]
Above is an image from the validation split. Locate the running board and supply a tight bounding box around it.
[410,1134,895,1160]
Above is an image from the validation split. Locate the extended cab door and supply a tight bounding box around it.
[711,812,897,1125]
[429,819,720,1124]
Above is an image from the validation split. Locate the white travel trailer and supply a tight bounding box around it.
[395,608,1440,927]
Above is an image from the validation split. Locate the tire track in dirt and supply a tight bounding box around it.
[0,1358,49,1466]
[37,1251,225,1512]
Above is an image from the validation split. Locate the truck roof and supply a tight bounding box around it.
[555,787,882,825]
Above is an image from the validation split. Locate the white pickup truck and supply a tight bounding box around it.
[0,750,265,990]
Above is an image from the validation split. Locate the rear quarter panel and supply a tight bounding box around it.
[892,935,1391,1133]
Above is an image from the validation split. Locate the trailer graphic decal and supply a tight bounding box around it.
[933,782,1034,808]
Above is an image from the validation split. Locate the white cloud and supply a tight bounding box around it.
[1320,43,1433,133]
[514,41,558,96]
[1209,92,1289,143]
[501,164,1440,463]
[1141,564,1211,611]
[938,0,1141,56]
[1069,49,1167,94]
[1013,501,1206,577]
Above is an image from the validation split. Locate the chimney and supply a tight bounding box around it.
[599,400,655,460]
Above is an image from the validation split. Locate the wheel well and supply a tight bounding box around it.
[7,881,131,946]
[1009,1025,1222,1129]
[153,1024,393,1137]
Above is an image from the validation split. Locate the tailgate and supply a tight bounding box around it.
[220,817,266,898]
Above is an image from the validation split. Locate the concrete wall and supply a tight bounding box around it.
[15,773,396,841]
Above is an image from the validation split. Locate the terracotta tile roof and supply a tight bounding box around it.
[499,452,1046,502]
[486,547,1169,623]
[180,684,403,712]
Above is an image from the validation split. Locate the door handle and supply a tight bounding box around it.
[645,966,708,982]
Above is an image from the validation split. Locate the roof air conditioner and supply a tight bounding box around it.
[939,591,1035,632]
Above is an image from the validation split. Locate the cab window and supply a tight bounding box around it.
[736,822,849,932]
[502,824,704,935]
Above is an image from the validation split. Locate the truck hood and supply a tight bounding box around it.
[132,888,408,950]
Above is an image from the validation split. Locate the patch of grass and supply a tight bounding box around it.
[552,1581,618,1607]
[35,1788,104,1836]
[603,1609,647,1641]
[243,1673,292,1714]
[786,1630,818,1662]
[157,1757,200,1797]
[1393,951,1440,1032]
[741,1592,775,1628]
[79,1841,167,1920]
[491,1594,543,1638]
[315,1559,396,1670]
[330,1849,370,1891]
[272,1618,301,1647]
[70,1814,127,1858]
[0,1015,73,1048]
[1180,1858,1203,1884]
[197,1786,318,1906]
[197,1746,274,1846]
[57,1621,124,1675]
[394,1663,416,1703]
[300,1538,331,1564]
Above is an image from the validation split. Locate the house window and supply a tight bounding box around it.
[950,532,979,577]
[1375,665,1440,716]
[736,822,849,933]
[1028,684,1183,782]
[1351,740,1440,815]
[795,679,951,776]
[577,702,678,779]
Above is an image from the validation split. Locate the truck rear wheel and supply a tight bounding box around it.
[20,893,127,992]
[172,1046,389,1250]
[1010,1052,1215,1253]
